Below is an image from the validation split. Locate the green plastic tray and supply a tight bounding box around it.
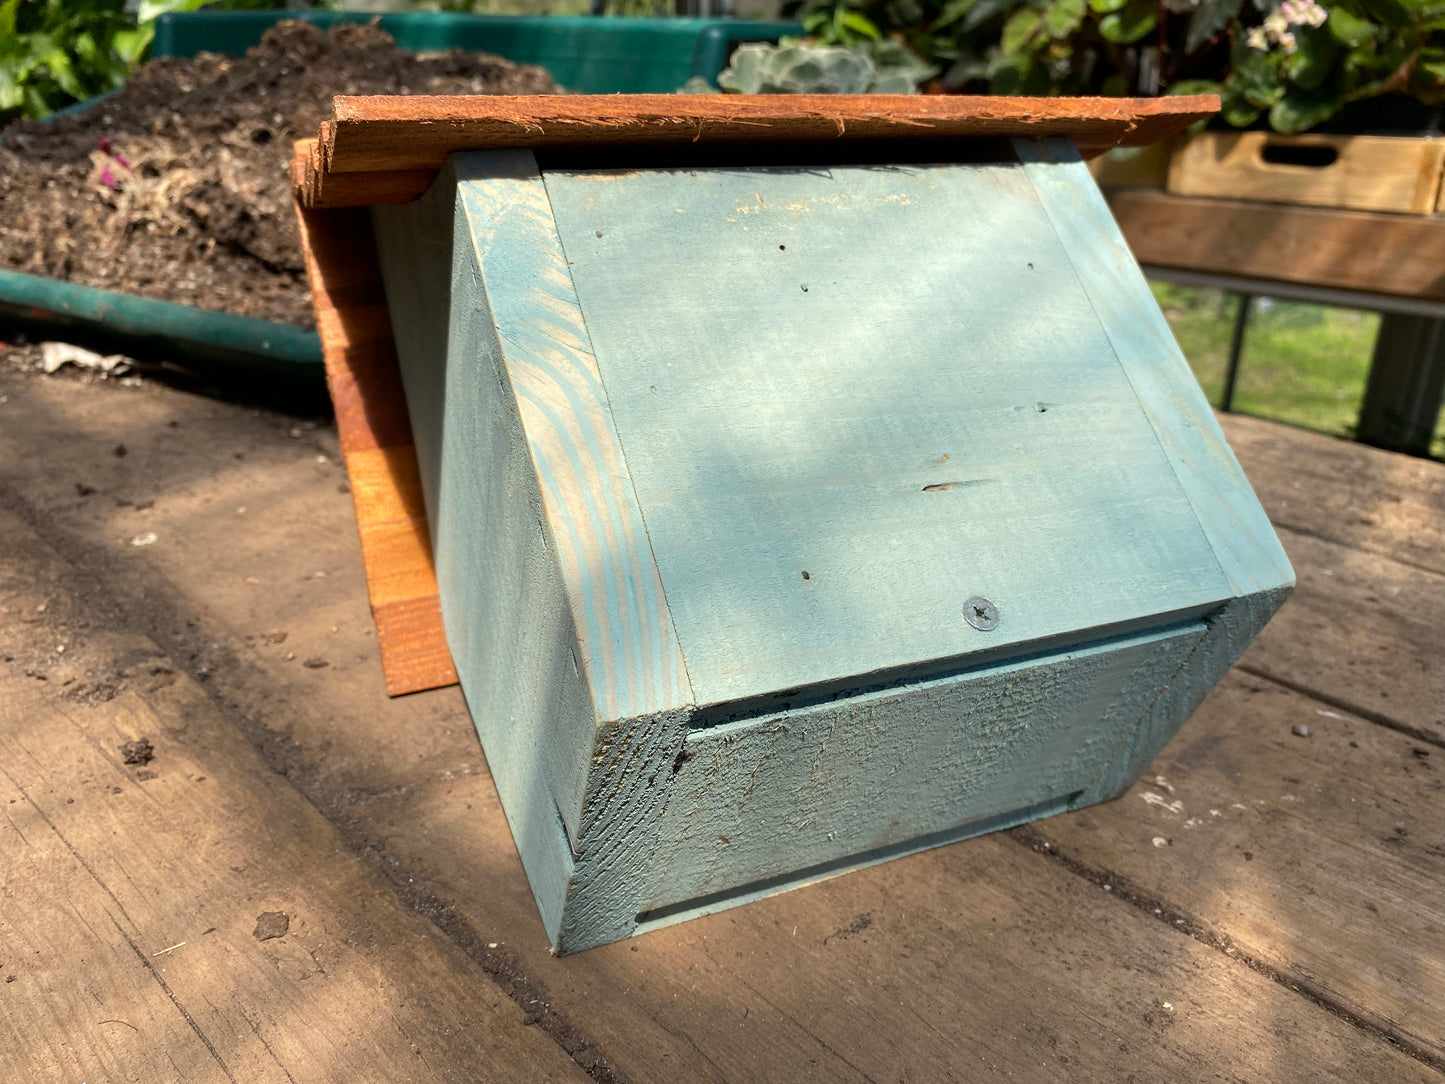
[152,11,796,93]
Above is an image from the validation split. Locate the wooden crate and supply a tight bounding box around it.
[1088,138,1175,189]
[1168,131,1445,215]
[295,95,1294,954]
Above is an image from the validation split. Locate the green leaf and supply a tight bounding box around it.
[1170,77,1223,95]
[839,10,883,38]
[1042,0,1086,37]
[1234,52,1286,106]
[1220,93,1262,126]
[0,0,18,41]
[930,0,979,29]
[42,46,84,99]
[1327,6,1375,46]
[1354,0,1414,27]
[1283,27,1338,90]
[1098,0,1157,43]
[112,24,154,68]
[1185,0,1243,52]
[1088,0,1127,13]
[962,0,1023,32]
[137,0,213,24]
[1001,7,1043,52]
[1269,85,1345,130]
[0,66,22,112]
[989,52,1034,92]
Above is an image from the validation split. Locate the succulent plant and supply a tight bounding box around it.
[700,40,937,95]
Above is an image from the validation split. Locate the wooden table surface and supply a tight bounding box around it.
[0,360,1441,1083]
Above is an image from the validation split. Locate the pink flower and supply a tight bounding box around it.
[114,153,131,169]
[100,166,116,189]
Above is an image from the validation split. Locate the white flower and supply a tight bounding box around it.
[1279,29,1298,51]
[1247,25,1269,48]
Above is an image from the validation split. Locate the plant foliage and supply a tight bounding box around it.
[0,0,293,124]
[692,39,937,93]
[789,0,1445,129]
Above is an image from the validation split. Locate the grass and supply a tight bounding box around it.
[1149,282,1445,461]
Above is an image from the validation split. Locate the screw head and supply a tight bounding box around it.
[963,596,999,631]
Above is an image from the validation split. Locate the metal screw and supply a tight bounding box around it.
[964,596,999,631]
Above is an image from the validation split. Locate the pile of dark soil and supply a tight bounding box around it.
[0,21,556,329]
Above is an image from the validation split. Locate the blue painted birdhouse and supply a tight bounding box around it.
[300,94,1292,953]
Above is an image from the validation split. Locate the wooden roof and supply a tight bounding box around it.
[292,93,1217,209]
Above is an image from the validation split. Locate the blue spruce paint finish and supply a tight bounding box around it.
[371,142,1292,954]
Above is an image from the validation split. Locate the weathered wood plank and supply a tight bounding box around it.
[1107,189,1445,302]
[1219,412,1445,576]
[1035,670,1445,1066]
[294,204,455,696]
[1221,415,1445,743]
[317,93,1218,177]
[0,777,230,1083]
[2,371,1435,1082]
[1242,526,1445,744]
[367,770,1441,1084]
[0,507,587,1084]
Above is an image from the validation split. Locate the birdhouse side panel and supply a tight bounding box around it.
[375,159,605,936]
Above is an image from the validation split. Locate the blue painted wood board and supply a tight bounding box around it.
[370,142,1293,954]
[645,620,1206,913]
[542,162,1233,707]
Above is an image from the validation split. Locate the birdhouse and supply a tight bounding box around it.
[293,95,1293,954]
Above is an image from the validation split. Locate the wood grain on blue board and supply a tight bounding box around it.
[1013,137,1294,598]
[375,153,697,950]
[543,162,1234,709]
[375,158,588,936]
[644,621,1206,913]
[453,154,692,727]
[1010,136,1293,801]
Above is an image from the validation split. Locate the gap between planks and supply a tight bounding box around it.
[1007,819,1445,1075]
[1235,661,1445,752]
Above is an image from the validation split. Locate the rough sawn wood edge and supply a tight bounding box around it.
[293,94,1218,208]
[293,195,458,696]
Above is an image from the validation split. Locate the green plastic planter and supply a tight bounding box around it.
[1,12,795,379]
[0,268,323,378]
[152,11,797,94]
